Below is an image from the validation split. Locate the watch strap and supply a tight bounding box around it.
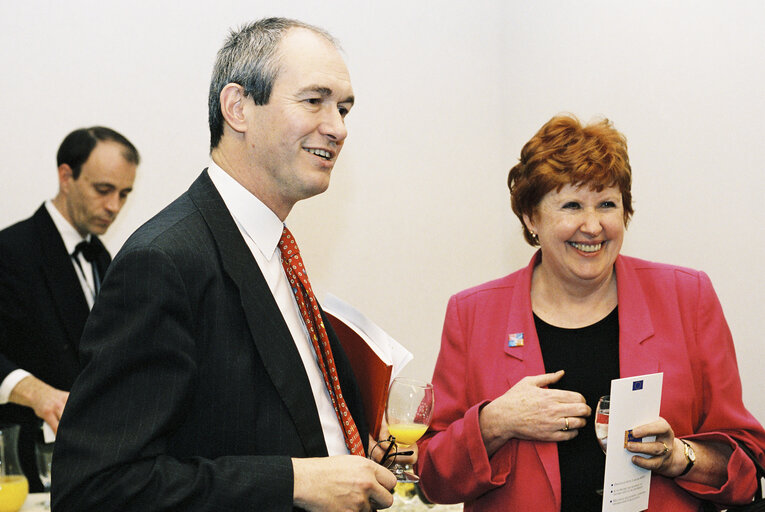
[678,439,695,477]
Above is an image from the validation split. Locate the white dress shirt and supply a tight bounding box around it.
[207,163,349,456]
[45,200,97,308]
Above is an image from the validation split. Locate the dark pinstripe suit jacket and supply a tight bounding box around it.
[52,171,368,511]
[0,205,109,491]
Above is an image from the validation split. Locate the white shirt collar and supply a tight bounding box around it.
[44,200,89,254]
[206,161,284,261]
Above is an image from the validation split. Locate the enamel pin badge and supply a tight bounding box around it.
[508,332,524,347]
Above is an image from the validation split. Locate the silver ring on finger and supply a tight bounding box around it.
[561,417,570,431]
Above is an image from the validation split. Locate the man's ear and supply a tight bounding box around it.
[219,83,249,134]
[57,163,74,193]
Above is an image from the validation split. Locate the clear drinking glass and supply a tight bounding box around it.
[595,395,610,453]
[34,441,54,509]
[385,378,434,483]
[595,395,610,497]
[0,424,29,512]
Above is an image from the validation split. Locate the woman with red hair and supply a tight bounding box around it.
[417,114,765,511]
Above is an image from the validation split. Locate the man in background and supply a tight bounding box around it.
[53,18,396,511]
[0,126,138,491]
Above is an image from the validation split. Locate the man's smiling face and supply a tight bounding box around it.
[243,27,354,216]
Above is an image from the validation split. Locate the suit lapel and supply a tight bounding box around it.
[615,256,659,376]
[502,251,562,509]
[189,171,328,457]
[33,206,89,350]
[502,253,540,369]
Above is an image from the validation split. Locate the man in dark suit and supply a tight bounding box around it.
[0,126,139,491]
[53,18,396,511]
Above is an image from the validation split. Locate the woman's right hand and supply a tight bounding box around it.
[478,370,591,456]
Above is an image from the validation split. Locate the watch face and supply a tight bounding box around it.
[678,440,696,477]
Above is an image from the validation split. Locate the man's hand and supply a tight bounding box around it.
[293,455,397,511]
[369,421,417,467]
[9,375,69,433]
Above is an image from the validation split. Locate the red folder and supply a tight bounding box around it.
[325,310,392,440]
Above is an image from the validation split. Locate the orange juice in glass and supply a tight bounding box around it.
[385,378,434,483]
[387,423,428,446]
[0,424,29,512]
[0,475,28,512]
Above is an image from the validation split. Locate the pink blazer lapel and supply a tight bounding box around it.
[503,251,562,509]
[502,254,537,365]
[615,256,660,376]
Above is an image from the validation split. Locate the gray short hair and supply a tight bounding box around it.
[208,17,338,150]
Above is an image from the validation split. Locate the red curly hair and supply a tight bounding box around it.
[507,114,633,246]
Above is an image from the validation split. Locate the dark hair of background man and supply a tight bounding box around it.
[56,126,141,179]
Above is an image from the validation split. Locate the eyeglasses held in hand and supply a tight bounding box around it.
[369,435,414,470]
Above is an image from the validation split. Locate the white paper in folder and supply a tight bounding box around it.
[322,293,413,380]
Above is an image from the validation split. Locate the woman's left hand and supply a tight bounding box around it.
[626,417,686,478]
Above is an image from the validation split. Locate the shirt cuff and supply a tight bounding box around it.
[0,369,32,404]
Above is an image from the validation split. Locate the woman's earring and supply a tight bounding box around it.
[530,231,539,244]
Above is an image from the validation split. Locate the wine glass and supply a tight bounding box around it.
[595,395,610,453]
[595,395,609,497]
[35,441,54,508]
[385,378,434,483]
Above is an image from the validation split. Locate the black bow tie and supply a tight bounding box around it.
[72,240,102,263]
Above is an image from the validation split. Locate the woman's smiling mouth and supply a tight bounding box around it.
[568,241,604,253]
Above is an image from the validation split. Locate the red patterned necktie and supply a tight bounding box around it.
[278,226,365,456]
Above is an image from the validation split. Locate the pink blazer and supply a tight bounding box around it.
[418,253,765,511]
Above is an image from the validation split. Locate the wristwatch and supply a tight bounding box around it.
[677,439,696,477]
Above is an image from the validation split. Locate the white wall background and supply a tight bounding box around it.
[1,1,763,420]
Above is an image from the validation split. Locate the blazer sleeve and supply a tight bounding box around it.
[671,271,765,506]
[0,244,24,381]
[51,244,295,512]
[417,294,514,504]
